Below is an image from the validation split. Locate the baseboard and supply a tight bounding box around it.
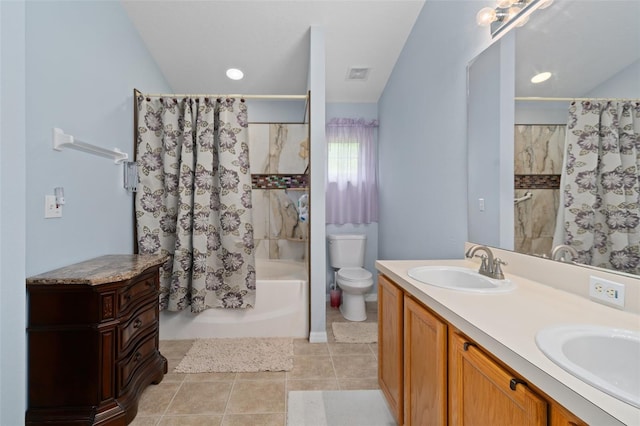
[325,293,378,302]
[308,331,328,343]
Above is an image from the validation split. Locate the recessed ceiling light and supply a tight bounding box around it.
[226,68,244,80]
[531,71,552,84]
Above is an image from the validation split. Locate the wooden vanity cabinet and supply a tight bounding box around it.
[377,273,588,426]
[378,274,404,424]
[449,330,547,426]
[26,255,168,425]
[404,295,447,426]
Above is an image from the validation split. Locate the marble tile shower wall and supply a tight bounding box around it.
[514,125,565,257]
[249,124,309,261]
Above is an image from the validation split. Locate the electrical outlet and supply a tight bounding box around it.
[589,276,625,308]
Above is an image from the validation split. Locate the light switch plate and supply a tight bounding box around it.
[45,195,62,218]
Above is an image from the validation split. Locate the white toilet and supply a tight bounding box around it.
[328,234,373,321]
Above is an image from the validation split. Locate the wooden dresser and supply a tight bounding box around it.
[26,255,168,425]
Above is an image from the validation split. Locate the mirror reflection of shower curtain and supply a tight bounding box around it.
[135,96,256,312]
[553,101,640,274]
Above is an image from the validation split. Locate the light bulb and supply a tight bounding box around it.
[516,15,530,26]
[496,0,514,8]
[507,5,522,20]
[476,7,497,26]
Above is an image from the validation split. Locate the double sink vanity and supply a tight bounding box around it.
[376,244,640,426]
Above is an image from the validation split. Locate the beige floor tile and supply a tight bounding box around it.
[236,371,286,381]
[293,340,329,356]
[166,382,232,415]
[221,413,286,426]
[160,339,195,359]
[287,356,336,380]
[332,355,377,379]
[286,379,340,391]
[129,415,160,426]
[226,381,285,414]
[162,372,187,383]
[183,372,237,382]
[158,415,223,425]
[327,343,372,356]
[338,378,380,390]
[137,382,182,416]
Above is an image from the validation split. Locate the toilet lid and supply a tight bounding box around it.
[338,267,373,281]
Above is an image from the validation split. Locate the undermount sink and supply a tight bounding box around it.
[406,266,515,293]
[536,324,640,408]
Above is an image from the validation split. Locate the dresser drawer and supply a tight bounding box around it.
[118,301,157,354]
[118,271,157,314]
[117,332,158,391]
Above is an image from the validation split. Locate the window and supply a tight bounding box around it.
[325,118,378,224]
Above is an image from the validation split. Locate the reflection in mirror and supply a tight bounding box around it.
[468,0,640,276]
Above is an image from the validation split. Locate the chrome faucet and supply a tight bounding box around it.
[465,245,507,280]
[551,244,578,263]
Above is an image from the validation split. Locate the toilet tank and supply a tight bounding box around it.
[328,234,366,268]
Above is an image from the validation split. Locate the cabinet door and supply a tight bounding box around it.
[449,330,547,426]
[549,401,588,426]
[378,274,404,425]
[404,296,447,426]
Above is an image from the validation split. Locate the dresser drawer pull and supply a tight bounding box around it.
[145,280,154,288]
[124,293,132,302]
[133,318,143,329]
[134,352,142,363]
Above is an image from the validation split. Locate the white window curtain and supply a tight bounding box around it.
[326,118,379,224]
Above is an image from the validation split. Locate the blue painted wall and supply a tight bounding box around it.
[1,1,27,422]
[378,1,491,260]
[0,1,170,420]
[25,1,171,275]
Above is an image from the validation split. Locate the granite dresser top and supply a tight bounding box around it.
[26,254,168,286]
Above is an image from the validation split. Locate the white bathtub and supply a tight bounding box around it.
[159,259,309,339]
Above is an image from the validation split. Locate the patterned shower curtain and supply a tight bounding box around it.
[135,95,256,312]
[553,101,640,274]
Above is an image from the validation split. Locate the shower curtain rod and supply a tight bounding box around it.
[516,96,640,102]
[142,93,307,100]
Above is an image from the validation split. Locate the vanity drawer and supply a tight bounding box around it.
[117,332,158,390]
[118,271,157,314]
[118,301,157,354]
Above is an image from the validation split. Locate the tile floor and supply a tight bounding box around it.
[131,302,379,426]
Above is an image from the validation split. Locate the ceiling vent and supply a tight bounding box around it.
[346,67,371,81]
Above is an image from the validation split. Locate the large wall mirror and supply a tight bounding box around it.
[468,0,640,276]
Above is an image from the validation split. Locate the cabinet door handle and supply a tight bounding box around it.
[124,293,132,302]
[509,378,527,391]
[133,318,143,329]
[463,341,477,351]
[134,352,142,363]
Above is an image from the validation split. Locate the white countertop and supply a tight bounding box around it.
[376,258,640,426]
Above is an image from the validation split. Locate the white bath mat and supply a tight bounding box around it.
[287,390,396,426]
[332,322,378,343]
[174,337,293,373]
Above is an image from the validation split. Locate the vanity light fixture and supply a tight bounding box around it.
[531,71,552,83]
[477,0,553,38]
[226,68,244,80]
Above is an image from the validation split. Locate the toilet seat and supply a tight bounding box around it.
[337,267,372,283]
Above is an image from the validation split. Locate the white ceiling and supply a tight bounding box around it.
[515,0,640,98]
[121,1,426,103]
